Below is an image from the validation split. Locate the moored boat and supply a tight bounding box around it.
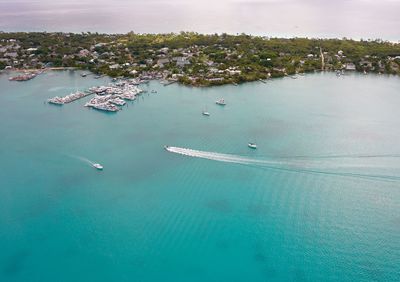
[248,142,257,149]
[216,99,226,106]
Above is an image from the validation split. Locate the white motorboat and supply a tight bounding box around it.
[93,163,103,170]
[202,111,210,116]
[216,99,226,106]
[248,143,257,149]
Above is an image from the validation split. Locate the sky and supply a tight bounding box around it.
[0,0,399,41]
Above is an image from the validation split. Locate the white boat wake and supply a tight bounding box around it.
[165,146,400,182]
[68,154,95,166]
[165,146,282,166]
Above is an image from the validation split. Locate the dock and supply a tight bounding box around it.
[9,73,38,82]
[161,79,177,86]
[47,91,92,105]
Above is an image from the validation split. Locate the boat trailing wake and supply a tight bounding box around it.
[165,146,280,166]
[165,146,400,182]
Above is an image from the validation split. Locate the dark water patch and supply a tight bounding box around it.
[130,256,147,268]
[247,204,270,216]
[254,252,267,262]
[261,265,278,280]
[292,268,307,282]
[205,199,232,214]
[215,240,230,251]
[182,264,206,278]
[2,249,30,277]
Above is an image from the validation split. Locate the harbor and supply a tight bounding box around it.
[47,77,148,112]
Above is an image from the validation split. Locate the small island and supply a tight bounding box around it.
[1,32,400,86]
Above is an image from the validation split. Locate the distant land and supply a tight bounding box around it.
[1,32,400,87]
[1,0,399,41]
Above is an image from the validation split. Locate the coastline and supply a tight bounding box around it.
[1,32,399,88]
[2,67,395,88]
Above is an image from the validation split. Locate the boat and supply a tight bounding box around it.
[215,99,226,106]
[93,163,103,170]
[202,106,210,116]
[47,96,65,105]
[109,97,126,106]
[248,142,257,149]
[164,145,170,150]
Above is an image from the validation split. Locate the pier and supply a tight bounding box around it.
[47,91,92,105]
[9,73,38,82]
[161,79,178,86]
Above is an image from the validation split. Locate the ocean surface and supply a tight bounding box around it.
[0,71,400,281]
[1,0,400,41]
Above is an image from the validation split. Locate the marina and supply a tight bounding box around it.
[47,77,151,112]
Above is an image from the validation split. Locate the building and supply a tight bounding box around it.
[345,63,356,71]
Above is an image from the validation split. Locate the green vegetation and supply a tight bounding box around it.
[1,32,400,86]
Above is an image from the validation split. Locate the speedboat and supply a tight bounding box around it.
[93,163,103,170]
[216,99,226,106]
[248,143,257,149]
[202,111,210,116]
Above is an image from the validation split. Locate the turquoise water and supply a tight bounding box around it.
[0,71,400,281]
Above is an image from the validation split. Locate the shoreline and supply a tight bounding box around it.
[2,68,396,88]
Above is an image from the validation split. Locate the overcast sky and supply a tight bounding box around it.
[0,0,399,41]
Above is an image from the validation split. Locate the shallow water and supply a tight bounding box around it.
[0,70,400,281]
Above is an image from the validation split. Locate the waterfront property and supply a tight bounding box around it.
[1,32,400,87]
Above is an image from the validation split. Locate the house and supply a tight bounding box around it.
[345,63,356,71]
[359,60,372,68]
[173,57,190,67]
[159,47,169,54]
[208,78,225,82]
[226,67,241,75]
[109,64,120,70]
[79,49,90,57]
[4,52,18,58]
[157,58,170,68]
